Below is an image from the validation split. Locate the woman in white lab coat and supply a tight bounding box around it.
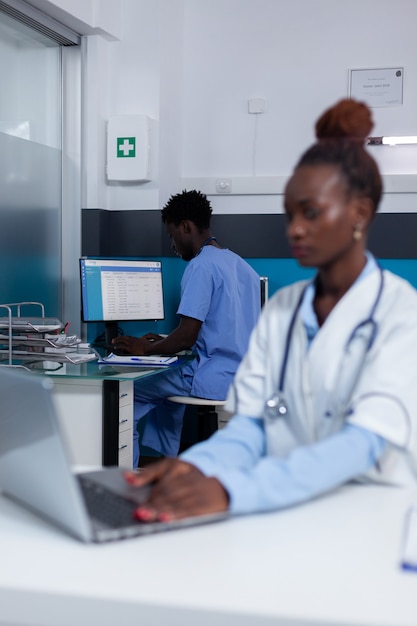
[125,99,417,521]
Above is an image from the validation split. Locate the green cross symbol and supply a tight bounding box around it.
[117,137,136,158]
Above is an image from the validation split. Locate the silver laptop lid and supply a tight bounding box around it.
[0,366,92,541]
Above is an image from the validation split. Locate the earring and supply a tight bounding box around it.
[353,224,363,242]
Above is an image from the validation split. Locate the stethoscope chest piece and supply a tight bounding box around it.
[264,392,289,421]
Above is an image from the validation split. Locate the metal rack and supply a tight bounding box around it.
[0,302,97,366]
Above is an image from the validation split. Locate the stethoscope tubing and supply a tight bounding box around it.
[277,265,384,397]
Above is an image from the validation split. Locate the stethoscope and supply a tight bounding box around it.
[172,236,217,258]
[264,266,385,422]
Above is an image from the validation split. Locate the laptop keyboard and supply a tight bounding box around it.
[77,475,138,528]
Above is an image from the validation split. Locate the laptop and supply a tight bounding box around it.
[0,366,228,543]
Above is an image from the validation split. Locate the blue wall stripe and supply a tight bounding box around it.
[85,256,417,343]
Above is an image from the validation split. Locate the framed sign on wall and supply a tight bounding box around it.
[349,67,403,107]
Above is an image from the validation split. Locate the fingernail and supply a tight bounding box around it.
[158,512,172,523]
[135,507,152,521]
[124,472,136,484]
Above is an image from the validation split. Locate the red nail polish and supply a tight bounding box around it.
[124,472,136,484]
[135,508,151,521]
[158,512,172,523]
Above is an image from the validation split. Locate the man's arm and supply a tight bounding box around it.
[111,315,202,356]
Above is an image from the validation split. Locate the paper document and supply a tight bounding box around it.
[401,506,417,572]
[98,353,178,367]
[0,316,62,333]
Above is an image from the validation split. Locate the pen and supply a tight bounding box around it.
[61,322,70,334]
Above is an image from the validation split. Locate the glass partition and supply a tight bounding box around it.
[0,10,62,318]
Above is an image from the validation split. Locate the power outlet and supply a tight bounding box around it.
[216,179,232,193]
[248,98,266,114]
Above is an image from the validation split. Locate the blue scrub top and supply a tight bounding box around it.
[177,246,260,399]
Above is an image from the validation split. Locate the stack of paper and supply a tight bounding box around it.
[98,353,178,367]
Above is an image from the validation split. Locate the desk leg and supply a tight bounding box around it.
[102,380,119,466]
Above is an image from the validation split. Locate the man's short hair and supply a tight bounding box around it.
[161,190,212,231]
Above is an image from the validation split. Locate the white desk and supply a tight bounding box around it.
[51,374,140,469]
[0,484,416,626]
[42,362,178,469]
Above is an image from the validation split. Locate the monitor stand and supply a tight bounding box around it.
[104,321,119,353]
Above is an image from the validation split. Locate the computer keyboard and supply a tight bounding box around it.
[77,475,138,528]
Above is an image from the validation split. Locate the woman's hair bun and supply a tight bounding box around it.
[315,99,374,143]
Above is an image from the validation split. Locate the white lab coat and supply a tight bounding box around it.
[226,269,417,486]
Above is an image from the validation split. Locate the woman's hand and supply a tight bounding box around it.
[124,458,229,522]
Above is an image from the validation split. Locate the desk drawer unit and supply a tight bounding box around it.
[103,380,134,469]
[118,429,132,467]
[118,381,133,467]
[218,407,233,429]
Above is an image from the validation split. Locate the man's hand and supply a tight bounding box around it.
[124,458,229,522]
[111,334,160,356]
[112,316,202,356]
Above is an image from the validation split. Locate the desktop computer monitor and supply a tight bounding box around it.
[80,258,164,344]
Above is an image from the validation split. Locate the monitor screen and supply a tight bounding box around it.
[80,258,165,323]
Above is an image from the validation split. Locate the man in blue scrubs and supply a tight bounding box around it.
[112,190,261,467]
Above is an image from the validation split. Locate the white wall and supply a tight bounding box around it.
[182,0,417,174]
[179,0,417,214]
[42,0,417,214]
[81,0,185,211]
